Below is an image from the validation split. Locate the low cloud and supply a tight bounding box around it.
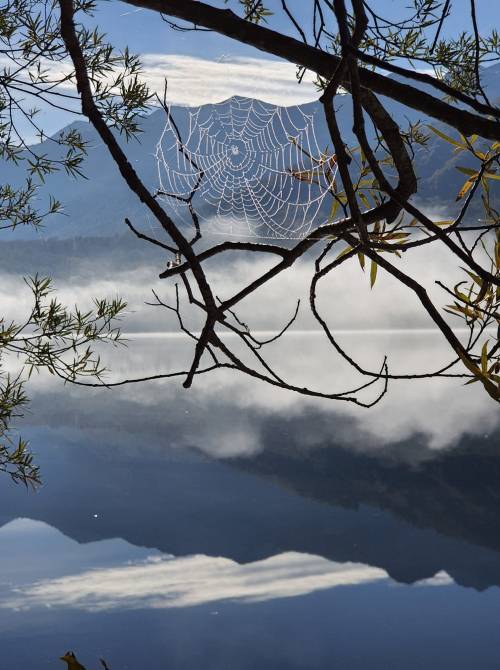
[0,53,318,111]
[2,231,499,455]
[140,54,318,106]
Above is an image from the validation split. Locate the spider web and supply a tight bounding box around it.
[155,96,337,239]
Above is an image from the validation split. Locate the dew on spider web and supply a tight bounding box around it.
[155,96,337,240]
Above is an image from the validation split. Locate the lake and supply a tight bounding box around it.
[1,332,499,669]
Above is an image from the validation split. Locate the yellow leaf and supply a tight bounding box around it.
[481,341,489,374]
[370,259,378,288]
[385,232,409,240]
[456,177,475,201]
[358,252,365,271]
[336,245,353,260]
[427,125,464,148]
[359,192,370,210]
[464,270,482,285]
[456,166,478,177]
[329,198,340,222]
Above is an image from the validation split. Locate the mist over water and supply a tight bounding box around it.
[1,226,499,668]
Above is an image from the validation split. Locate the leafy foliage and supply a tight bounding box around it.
[0,0,142,483]
[2,0,500,481]
[0,276,126,485]
[0,373,37,485]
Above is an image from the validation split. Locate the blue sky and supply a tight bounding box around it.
[19,1,500,138]
[85,0,500,108]
[94,0,500,61]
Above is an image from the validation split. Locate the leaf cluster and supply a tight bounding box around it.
[0,275,127,484]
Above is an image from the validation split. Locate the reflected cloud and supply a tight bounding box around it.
[4,550,389,613]
[415,571,454,587]
[13,330,498,457]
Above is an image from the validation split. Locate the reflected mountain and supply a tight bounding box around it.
[234,413,500,589]
[0,518,390,613]
[2,333,500,669]
[1,405,500,591]
[3,518,500,670]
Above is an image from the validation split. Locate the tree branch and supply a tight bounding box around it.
[121,0,500,140]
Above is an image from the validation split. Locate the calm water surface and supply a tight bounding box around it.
[1,333,500,669]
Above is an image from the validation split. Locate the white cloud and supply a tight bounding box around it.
[141,54,319,106]
[0,53,319,109]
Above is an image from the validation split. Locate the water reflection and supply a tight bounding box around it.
[17,331,500,454]
[1,520,388,612]
[1,518,500,669]
[1,334,500,668]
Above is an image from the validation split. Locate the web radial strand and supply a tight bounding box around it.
[155,96,338,240]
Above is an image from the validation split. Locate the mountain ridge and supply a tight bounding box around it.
[1,69,498,242]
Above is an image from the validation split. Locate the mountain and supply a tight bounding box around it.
[1,64,498,242]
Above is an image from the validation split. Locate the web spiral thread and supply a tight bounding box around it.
[155,96,337,239]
